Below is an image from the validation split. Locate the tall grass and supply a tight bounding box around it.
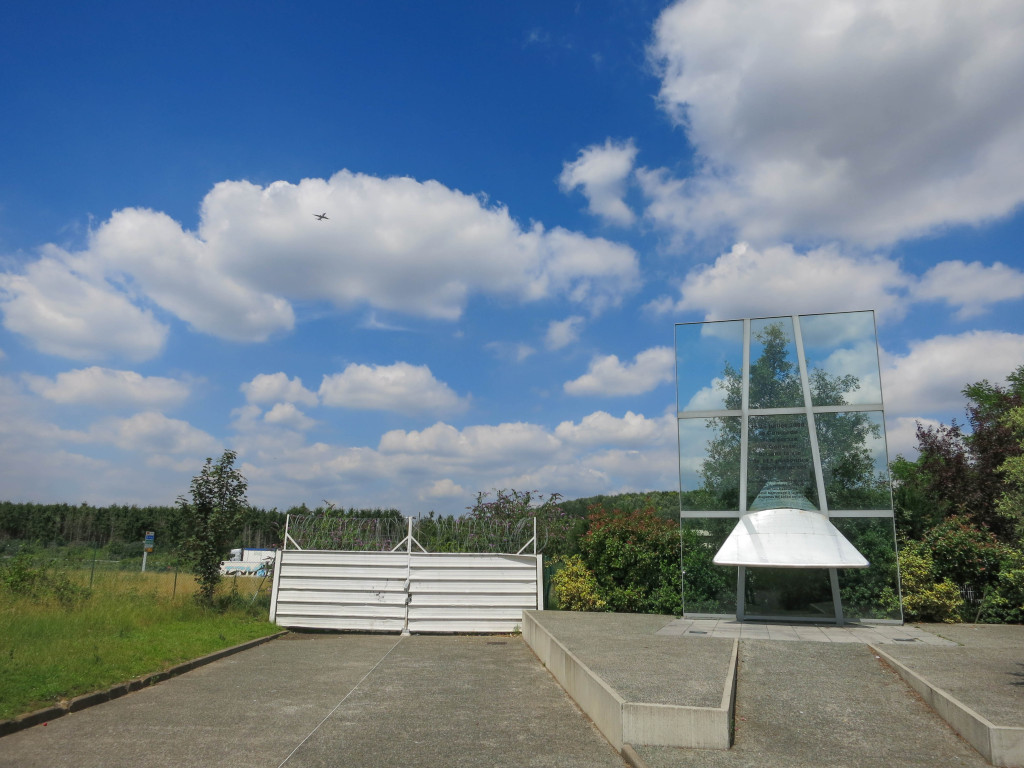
[0,559,279,720]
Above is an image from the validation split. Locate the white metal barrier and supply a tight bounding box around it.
[268,517,543,633]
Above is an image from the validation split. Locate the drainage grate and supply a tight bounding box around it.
[893,638,918,642]
[688,630,708,635]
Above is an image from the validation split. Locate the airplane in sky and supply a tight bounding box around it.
[313,212,329,220]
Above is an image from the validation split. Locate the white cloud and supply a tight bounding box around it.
[379,421,560,462]
[881,330,1024,417]
[24,367,191,409]
[319,362,467,415]
[263,402,317,431]
[421,478,466,500]
[555,410,676,447]
[88,412,219,456]
[647,0,1024,246]
[559,138,638,226]
[912,260,1024,319]
[241,372,319,406]
[87,207,295,342]
[200,172,640,318]
[545,316,585,351]
[653,242,911,322]
[0,254,168,361]
[0,172,640,360]
[564,346,675,396]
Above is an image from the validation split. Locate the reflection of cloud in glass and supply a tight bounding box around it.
[799,311,875,349]
[683,377,730,411]
[815,340,883,404]
[677,419,711,491]
[677,320,743,413]
[697,319,744,342]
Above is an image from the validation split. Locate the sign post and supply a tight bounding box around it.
[142,531,155,572]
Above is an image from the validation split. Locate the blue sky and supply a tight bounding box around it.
[2,0,1023,513]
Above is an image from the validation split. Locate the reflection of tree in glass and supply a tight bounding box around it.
[699,322,888,510]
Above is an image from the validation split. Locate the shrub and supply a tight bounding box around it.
[924,515,1006,590]
[550,555,606,611]
[976,548,1024,623]
[898,541,964,623]
[579,505,681,615]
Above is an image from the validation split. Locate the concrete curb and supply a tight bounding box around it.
[524,611,737,750]
[871,643,1024,768]
[0,630,288,739]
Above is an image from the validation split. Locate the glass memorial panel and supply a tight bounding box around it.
[679,417,741,512]
[800,311,883,406]
[746,414,819,511]
[676,320,744,412]
[743,568,835,619]
[681,518,737,614]
[815,411,893,511]
[833,517,903,621]
[748,317,804,409]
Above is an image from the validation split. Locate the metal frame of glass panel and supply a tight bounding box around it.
[675,311,903,624]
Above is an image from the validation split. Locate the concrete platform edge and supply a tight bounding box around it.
[870,643,1024,768]
[523,611,735,750]
[0,630,288,740]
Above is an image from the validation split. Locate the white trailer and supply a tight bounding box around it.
[220,548,276,576]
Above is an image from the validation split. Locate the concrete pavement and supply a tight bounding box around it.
[3,615,1022,768]
[0,633,627,768]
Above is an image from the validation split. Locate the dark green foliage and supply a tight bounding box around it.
[923,515,1006,591]
[467,489,581,557]
[680,524,731,613]
[176,451,249,607]
[833,518,902,620]
[579,505,681,615]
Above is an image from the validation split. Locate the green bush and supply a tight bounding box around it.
[924,515,1006,590]
[579,505,681,615]
[550,555,606,611]
[976,548,1024,623]
[898,541,964,623]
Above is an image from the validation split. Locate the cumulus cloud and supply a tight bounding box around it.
[555,410,676,447]
[421,478,467,500]
[881,330,1024,417]
[564,346,675,396]
[646,0,1024,246]
[911,260,1024,319]
[559,138,639,226]
[650,242,912,322]
[545,316,585,351]
[241,372,318,407]
[0,171,640,361]
[88,411,219,455]
[0,254,168,361]
[319,362,466,415]
[24,367,190,409]
[263,402,317,431]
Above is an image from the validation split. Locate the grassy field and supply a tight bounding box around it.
[0,563,280,720]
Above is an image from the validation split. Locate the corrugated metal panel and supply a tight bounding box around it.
[270,549,541,633]
[272,550,409,632]
[407,553,538,633]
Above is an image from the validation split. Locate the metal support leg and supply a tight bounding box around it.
[829,568,845,626]
[737,566,746,622]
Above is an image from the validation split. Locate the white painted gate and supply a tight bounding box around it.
[268,517,543,633]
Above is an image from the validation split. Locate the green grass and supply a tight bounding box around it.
[0,567,280,720]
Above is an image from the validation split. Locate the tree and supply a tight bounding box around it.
[905,365,1024,543]
[699,322,882,510]
[176,450,248,606]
